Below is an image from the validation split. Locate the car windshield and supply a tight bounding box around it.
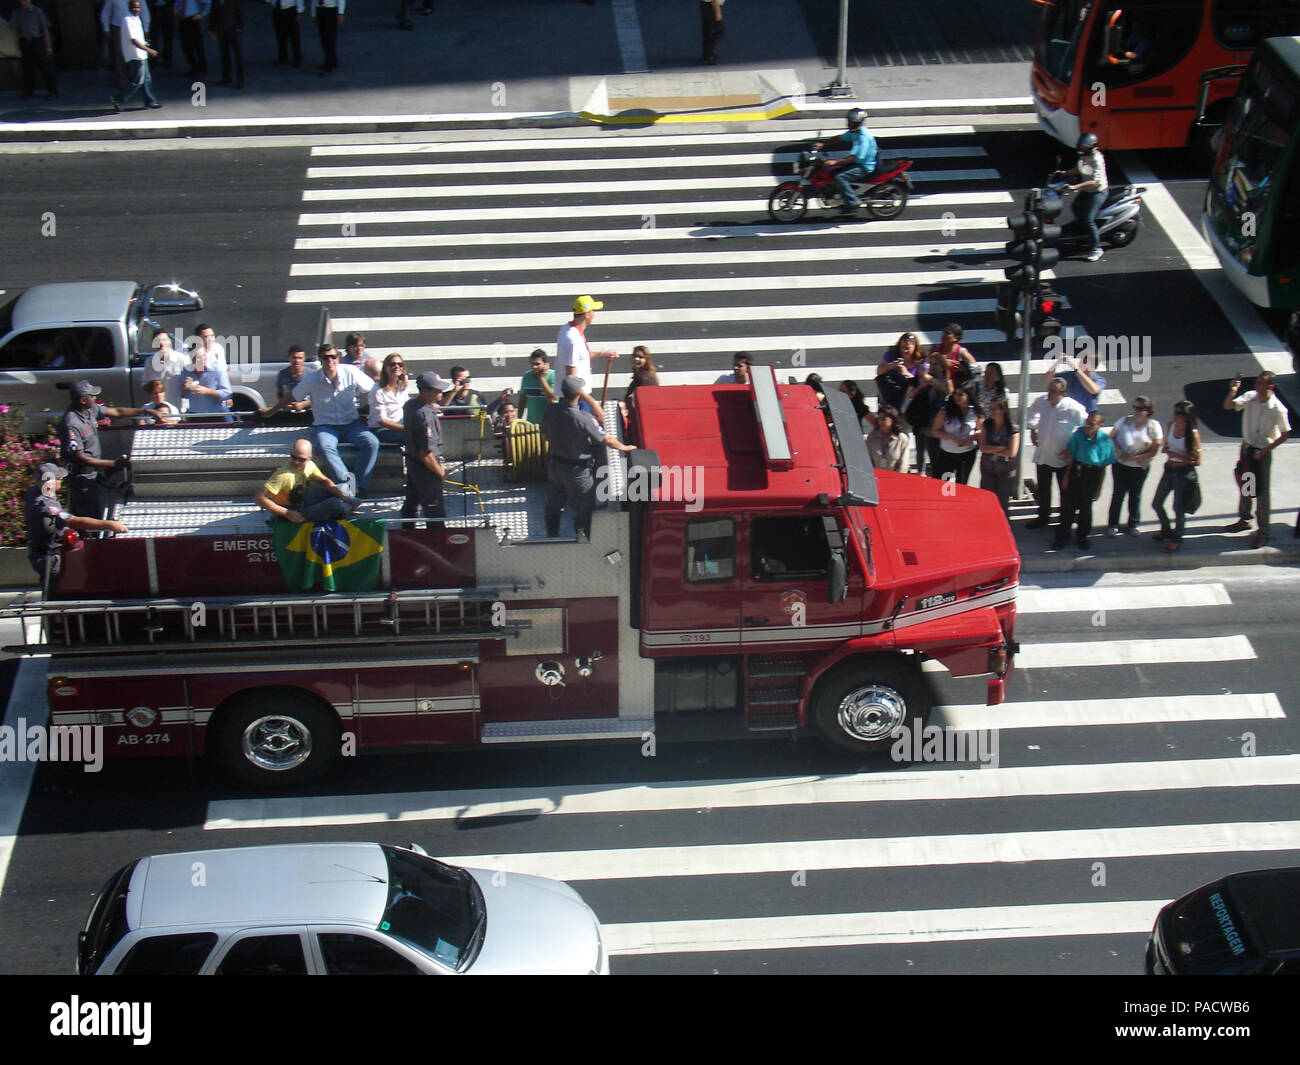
[78,861,137,975]
[378,847,483,972]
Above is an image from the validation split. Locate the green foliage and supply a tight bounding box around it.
[0,404,61,547]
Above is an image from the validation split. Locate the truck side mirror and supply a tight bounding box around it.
[827,550,847,604]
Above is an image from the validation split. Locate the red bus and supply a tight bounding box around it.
[1029,0,1300,156]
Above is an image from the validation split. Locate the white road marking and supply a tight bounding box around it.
[292,214,1011,251]
[203,753,1300,829]
[1015,582,1231,613]
[296,190,1014,226]
[307,126,984,156]
[603,900,1161,955]
[289,241,1009,277]
[300,169,1001,201]
[442,820,1300,882]
[304,146,989,178]
[1014,635,1255,669]
[0,659,49,899]
[939,692,1284,731]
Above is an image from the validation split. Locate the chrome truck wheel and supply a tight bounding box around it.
[811,657,928,755]
[211,690,340,787]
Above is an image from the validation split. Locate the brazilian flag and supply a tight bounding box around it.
[272,518,386,593]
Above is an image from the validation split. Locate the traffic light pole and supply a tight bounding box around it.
[1012,189,1039,503]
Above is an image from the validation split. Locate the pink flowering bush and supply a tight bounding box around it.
[0,404,61,546]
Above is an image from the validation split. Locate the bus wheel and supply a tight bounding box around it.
[811,656,928,756]
[209,690,340,787]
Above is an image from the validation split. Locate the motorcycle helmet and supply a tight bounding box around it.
[846,108,868,128]
[1077,132,1099,152]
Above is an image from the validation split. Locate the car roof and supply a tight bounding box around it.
[1225,867,1300,956]
[12,282,138,330]
[130,843,391,932]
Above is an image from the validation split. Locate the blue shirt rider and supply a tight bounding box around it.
[816,108,878,212]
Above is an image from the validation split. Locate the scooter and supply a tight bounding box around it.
[768,148,914,223]
[1044,171,1147,253]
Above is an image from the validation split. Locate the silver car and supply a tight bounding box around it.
[78,842,608,975]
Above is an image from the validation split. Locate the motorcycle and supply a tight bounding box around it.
[1044,171,1147,252]
[768,148,915,223]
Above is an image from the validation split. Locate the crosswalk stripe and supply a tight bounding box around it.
[292,215,1014,251]
[603,900,1161,955]
[291,266,1013,306]
[202,754,1300,829]
[300,169,1002,202]
[939,692,1285,731]
[1015,583,1232,613]
[1013,635,1255,669]
[296,190,1015,226]
[304,146,991,178]
[441,820,1300,882]
[288,241,1010,277]
[306,126,985,157]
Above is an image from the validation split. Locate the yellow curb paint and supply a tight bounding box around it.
[579,102,798,126]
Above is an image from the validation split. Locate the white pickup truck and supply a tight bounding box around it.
[0,281,282,432]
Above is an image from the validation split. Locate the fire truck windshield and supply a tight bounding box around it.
[379,847,483,971]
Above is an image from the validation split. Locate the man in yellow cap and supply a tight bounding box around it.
[558,295,617,420]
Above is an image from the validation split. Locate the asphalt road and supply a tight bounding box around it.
[2,567,1297,975]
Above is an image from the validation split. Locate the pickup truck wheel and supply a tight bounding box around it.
[811,658,927,756]
[210,691,339,787]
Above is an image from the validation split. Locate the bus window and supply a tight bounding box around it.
[1090,2,1202,87]
[1212,0,1300,50]
[1035,0,1091,83]
[1212,57,1296,259]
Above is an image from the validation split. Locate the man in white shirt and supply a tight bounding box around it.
[314,0,344,76]
[111,1,162,110]
[272,0,304,66]
[1223,370,1290,547]
[102,0,150,89]
[1025,377,1086,531]
[557,295,617,420]
[292,344,379,496]
[715,352,752,385]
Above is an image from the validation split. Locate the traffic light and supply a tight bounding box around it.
[1031,285,1063,339]
[1004,211,1042,290]
[1005,193,1065,290]
[994,282,1022,341]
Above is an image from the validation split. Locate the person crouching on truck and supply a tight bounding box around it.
[25,463,128,579]
[254,438,357,524]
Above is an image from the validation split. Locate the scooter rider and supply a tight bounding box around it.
[1056,132,1109,262]
[813,108,878,214]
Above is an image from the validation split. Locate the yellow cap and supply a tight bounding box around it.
[572,295,604,314]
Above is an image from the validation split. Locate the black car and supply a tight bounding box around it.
[1147,867,1300,974]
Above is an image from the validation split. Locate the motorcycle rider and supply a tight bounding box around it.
[1056,132,1109,262]
[814,108,878,214]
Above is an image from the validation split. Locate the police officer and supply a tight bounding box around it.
[402,371,451,528]
[25,463,128,580]
[539,376,635,539]
[58,379,164,519]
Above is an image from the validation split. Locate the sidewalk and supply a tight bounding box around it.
[0,0,1036,141]
[1011,441,1300,573]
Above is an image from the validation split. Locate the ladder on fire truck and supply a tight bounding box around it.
[0,585,528,658]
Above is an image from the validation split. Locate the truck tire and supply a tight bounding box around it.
[811,656,928,756]
[209,690,340,787]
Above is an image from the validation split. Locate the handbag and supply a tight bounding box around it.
[1182,467,1202,514]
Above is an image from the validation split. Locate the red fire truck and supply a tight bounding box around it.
[4,368,1019,786]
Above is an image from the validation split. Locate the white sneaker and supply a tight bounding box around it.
[340,473,357,497]
[1106,525,1119,538]
[1085,248,1104,262]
